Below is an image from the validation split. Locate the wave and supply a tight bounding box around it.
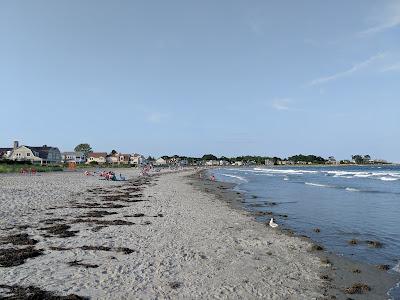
[305,182,330,188]
[220,174,248,182]
[380,176,399,181]
[345,187,360,192]
[393,261,400,273]
[253,168,317,175]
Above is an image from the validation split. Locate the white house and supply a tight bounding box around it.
[62,151,86,164]
[205,160,219,166]
[154,157,167,166]
[130,153,146,166]
[219,160,230,166]
[1,141,62,164]
[87,152,107,164]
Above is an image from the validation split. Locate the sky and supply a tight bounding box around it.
[1,1,399,161]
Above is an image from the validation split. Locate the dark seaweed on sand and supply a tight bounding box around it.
[0,247,43,267]
[0,284,88,300]
[0,233,37,246]
[39,224,78,238]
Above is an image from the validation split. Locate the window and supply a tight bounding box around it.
[27,153,30,156]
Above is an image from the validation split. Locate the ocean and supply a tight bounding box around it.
[209,165,400,296]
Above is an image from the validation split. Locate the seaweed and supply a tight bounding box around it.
[40,224,78,238]
[0,233,37,246]
[344,283,371,294]
[0,247,43,267]
[0,284,88,300]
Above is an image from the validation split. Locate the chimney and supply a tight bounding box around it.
[13,141,19,149]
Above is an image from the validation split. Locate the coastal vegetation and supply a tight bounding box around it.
[0,160,63,173]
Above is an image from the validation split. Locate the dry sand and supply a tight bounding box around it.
[0,169,325,299]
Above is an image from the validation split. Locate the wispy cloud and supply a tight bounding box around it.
[381,62,400,72]
[358,1,400,36]
[272,98,292,111]
[308,53,385,86]
[146,112,169,123]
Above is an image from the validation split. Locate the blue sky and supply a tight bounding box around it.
[1,1,399,161]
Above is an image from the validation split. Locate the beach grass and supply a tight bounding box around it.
[0,163,63,173]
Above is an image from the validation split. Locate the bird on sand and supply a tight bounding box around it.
[269,218,278,228]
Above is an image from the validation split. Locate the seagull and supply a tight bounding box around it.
[269,218,278,228]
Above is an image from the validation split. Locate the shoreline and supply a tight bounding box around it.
[194,169,400,299]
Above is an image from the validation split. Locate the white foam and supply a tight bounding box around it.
[345,187,360,192]
[220,174,248,182]
[380,177,399,181]
[393,261,400,273]
[283,177,289,181]
[305,182,330,188]
[253,168,317,175]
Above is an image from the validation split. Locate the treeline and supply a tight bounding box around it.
[287,154,326,164]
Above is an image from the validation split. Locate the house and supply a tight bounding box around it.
[233,161,244,166]
[219,160,230,166]
[265,159,274,166]
[0,148,13,159]
[179,159,189,166]
[87,152,107,164]
[154,157,167,166]
[1,141,61,164]
[167,156,181,165]
[118,154,131,165]
[62,152,86,164]
[106,154,119,164]
[205,160,219,166]
[130,153,146,166]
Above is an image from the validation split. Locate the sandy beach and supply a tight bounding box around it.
[0,169,328,299]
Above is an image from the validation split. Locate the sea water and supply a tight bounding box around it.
[209,165,400,296]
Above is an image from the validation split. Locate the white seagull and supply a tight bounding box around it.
[269,218,278,228]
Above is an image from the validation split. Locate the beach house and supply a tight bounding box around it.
[130,153,146,166]
[154,157,167,166]
[87,152,107,164]
[118,154,131,165]
[106,153,131,165]
[62,152,86,164]
[1,141,61,164]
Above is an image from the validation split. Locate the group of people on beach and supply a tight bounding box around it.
[20,168,37,175]
[84,170,125,181]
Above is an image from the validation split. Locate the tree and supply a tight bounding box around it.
[363,155,371,163]
[74,143,92,156]
[110,150,117,155]
[202,154,217,161]
[352,155,364,164]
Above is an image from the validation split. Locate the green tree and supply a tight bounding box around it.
[352,155,364,164]
[74,143,92,156]
[202,154,217,161]
[110,150,117,155]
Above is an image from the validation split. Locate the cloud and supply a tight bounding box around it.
[272,98,291,111]
[381,62,400,72]
[308,53,385,86]
[146,112,169,123]
[358,1,400,36]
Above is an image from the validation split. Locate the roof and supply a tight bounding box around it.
[88,152,107,158]
[25,146,59,159]
[0,148,12,156]
[62,151,85,156]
